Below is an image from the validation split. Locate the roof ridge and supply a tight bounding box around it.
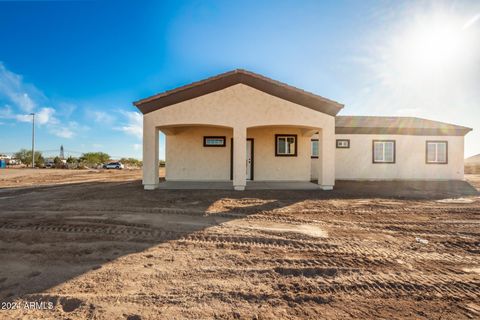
[133,69,344,116]
[134,69,344,109]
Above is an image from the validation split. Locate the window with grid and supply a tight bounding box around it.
[203,136,226,147]
[373,140,395,163]
[276,135,297,156]
[311,139,319,158]
[426,141,447,164]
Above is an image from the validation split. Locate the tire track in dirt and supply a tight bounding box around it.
[274,274,480,299]
[0,220,185,241]
[181,232,479,263]
[2,219,477,264]
[191,265,480,299]
[236,257,395,269]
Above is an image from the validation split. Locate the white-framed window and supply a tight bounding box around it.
[275,134,297,156]
[311,139,319,158]
[336,139,350,148]
[373,140,395,163]
[426,141,448,164]
[203,136,226,147]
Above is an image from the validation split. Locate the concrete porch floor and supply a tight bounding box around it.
[156,181,322,190]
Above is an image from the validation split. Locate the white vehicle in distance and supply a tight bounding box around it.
[103,162,124,169]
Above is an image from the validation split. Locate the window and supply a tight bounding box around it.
[311,139,319,158]
[336,139,350,148]
[203,136,226,147]
[373,140,395,163]
[275,134,297,156]
[426,141,448,164]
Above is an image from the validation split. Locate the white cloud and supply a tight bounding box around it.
[49,121,89,139]
[15,107,57,125]
[118,111,142,139]
[51,127,74,138]
[0,63,44,112]
[133,143,142,151]
[91,110,115,124]
[14,113,33,123]
[0,64,86,140]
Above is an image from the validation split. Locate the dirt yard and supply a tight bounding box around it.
[0,169,479,319]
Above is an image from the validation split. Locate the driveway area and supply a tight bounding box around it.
[0,169,479,319]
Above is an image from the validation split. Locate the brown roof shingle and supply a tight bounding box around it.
[133,69,344,116]
[336,116,472,136]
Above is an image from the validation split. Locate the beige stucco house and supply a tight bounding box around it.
[134,69,471,191]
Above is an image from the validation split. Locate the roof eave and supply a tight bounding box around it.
[133,69,344,116]
[335,126,472,136]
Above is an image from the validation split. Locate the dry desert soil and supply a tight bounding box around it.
[0,169,479,319]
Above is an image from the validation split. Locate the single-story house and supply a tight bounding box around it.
[133,69,471,191]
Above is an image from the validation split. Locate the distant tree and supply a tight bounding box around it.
[14,149,44,167]
[66,156,78,164]
[79,152,110,167]
[159,160,166,167]
[65,156,79,169]
[53,156,65,168]
[120,157,142,167]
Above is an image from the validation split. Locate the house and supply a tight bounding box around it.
[133,69,471,191]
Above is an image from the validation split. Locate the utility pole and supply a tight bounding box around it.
[30,113,35,168]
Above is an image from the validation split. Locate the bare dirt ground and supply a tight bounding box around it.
[0,169,479,319]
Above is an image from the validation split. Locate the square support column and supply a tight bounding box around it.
[317,127,335,190]
[233,126,247,191]
[143,122,159,190]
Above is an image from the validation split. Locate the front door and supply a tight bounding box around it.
[230,138,254,181]
[246,139,253,180]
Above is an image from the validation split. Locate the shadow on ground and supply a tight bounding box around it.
[0,177,478,306]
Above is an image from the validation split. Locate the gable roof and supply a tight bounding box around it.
[336,116,472,136]
[133,69,344,116]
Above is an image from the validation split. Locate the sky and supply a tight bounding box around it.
[0,0,479,160]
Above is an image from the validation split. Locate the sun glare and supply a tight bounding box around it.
[396,12,475,75]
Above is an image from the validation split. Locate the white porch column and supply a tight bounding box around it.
[233,126,247,191]
[143,121,159,190]
[317,127,335,190]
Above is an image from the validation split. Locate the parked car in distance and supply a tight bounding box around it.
[103,162,124,169]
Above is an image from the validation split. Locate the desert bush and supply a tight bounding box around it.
[79,152,110,167]
[120,157,142,168]
[14,149,44,167]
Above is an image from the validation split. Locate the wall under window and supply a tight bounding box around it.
[166,126,232,181]
[334,134,464,180]
[248,127,311,181]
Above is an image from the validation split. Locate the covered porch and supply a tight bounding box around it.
[144,123,335,191]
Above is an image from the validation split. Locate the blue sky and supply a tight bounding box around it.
[1,0,479,160]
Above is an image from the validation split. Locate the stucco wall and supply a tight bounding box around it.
[311,134,465,180]
[166,126,232,181]
[248,127,311,181]
[166,126,312,181]
[143,84,335,129]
